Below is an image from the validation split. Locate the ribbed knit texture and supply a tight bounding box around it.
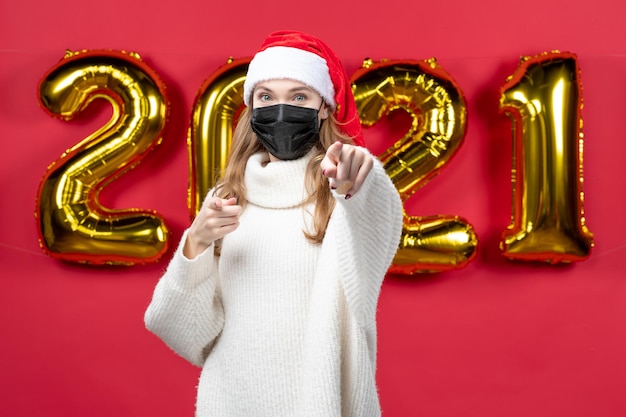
[145,149,403,416]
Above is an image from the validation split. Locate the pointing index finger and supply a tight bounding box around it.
[326,141,344,163]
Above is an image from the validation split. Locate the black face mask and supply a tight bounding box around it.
[250,104,321,161]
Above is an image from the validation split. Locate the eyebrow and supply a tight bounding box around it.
[255,84,315,94]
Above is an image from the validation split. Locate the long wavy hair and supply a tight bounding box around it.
[213,106,355,247]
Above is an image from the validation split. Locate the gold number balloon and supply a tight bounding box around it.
[188,57,250,217]
[352,59,477,274]
[36,50,170,265]
[499,52,594,263]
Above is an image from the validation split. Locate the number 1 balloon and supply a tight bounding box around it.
[499,51,594,263]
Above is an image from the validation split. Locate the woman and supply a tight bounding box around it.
[145,30,403,416]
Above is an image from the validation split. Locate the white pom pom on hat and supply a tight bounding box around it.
[243,30,365,146]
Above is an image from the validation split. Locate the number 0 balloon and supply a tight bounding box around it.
[188,57,250,217]
[36,50,170,265]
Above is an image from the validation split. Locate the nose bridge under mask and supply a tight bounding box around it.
[276,103,286,121]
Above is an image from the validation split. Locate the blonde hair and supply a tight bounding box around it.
[214,106,355,246]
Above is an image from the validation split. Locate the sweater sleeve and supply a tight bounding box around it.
[330,148,403,327]
[144,229,224,367]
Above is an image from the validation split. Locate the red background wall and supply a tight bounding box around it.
[1,1,625,416]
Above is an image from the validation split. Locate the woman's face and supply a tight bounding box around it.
[252,79,330,122]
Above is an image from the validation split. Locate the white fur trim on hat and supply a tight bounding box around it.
[243,46,336,109]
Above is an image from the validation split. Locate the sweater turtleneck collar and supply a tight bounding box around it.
[244,150,315,209]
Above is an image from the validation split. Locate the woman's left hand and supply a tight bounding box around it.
[320,141,373,199]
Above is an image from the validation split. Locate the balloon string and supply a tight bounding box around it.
[0,242,47,257]
[589,242,626,259]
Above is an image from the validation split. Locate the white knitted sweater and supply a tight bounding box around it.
[145,149,403,416]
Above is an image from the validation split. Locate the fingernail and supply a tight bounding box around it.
[345,194,352,200]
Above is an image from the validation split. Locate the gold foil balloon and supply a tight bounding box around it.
[352,58,477,274]
[499,52,594,263]
[36,50,170,265]
[188,57,250,217]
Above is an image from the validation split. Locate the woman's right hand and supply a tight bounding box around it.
[183,196,242,259]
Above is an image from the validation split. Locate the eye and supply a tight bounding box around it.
[293,93,307,102]
[259,93,272,102]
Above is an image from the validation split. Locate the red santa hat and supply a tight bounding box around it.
[243,30,365,147]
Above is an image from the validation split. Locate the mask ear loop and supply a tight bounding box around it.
[319,100,330,120]
[318,101,327,133]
